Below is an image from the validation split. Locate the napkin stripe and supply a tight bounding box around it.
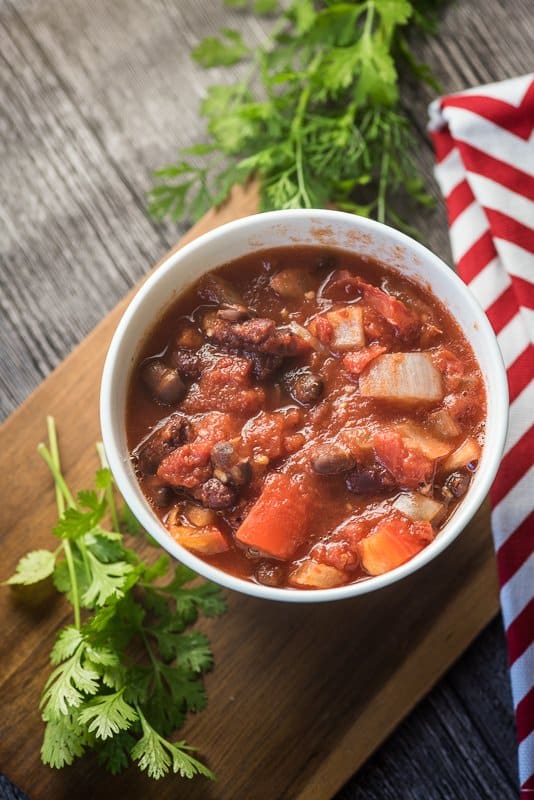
[429,74,534,795]
[487,287,522,333]
[447,180,475,223]
[486,210,534,253]
[508,347,534,403]
[496,510,534,586]
[442,91,534,140]
[456,143,534,199]
[508,599,534,664]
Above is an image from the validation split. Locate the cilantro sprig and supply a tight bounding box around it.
[3,417,226,780]
[149,0,442,230]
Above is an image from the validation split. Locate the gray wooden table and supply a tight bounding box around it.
[1,1,532,797]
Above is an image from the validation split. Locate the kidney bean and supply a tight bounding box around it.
[194,477,236,509]
[311,444,355,475]
[291,371,324,405]
[142,360,185,405]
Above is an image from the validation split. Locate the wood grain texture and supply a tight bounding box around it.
[0,185,503,800]
[1,0,531,796]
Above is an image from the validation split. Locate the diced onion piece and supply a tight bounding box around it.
[428,408,461,439]
[289,560,347,589]
[269,268,308,299]
[325,306,365,351]
[443,438,481,472]
[169,524,229,555]
[359,353,443,404]
[395,422,452,460]
[288,321,325,352]
[392,492,445,524]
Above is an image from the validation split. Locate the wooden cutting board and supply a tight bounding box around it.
[0,184,500,800]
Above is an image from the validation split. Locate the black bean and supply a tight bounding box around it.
[194,478,236,509]
[345,465,395,494]
[142,360,185,404]
[444,471,470,498]
[255,560,284,587]
[311,444,355,475]
[292,372,324,405]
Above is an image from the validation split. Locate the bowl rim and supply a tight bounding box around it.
[100,208,509,603]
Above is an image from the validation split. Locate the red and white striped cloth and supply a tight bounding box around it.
[429,74,534,798]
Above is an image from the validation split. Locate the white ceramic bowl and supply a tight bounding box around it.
[100,209,508,602]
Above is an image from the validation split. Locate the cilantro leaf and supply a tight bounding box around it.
[42,646,100,716]
[132,712,214,780]
[120,503,143,535]
[151,0,437,230]
[172,632,213,673]
[81,551,133,607]
[51,626,84,665]
[78,689,138,740]
[2,416,226,781]
[4,549,56,585]
[192,28,250,68]
[96,731,137,774]
[41,713,87,768]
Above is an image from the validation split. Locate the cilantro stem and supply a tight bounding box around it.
[63,541,81,629]
[38,444,76,510]
[291,53,321,208]
[40,418,81,629]
[377,121,391,224]
[96,443,120,533]
[46,416,65,516]
[364,0,376,40]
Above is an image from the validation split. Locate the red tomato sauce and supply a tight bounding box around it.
[126,246,486,590]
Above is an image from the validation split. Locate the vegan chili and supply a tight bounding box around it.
[126,246,486,590]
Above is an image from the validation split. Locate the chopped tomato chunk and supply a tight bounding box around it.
[357,280,417,338]
[312,541,357,570]
[313,316,334,344]
[432,348,465,391]
[184,356,265,416]
[241,408,303,461]
[342,343,387,375]
[357,516,434,576]
[373,430,434,489]
[157,441,212,489]
[236,473,316,560]
[157,411,236,489]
